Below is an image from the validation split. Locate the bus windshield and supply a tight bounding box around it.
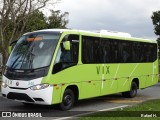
[6,32,60,70]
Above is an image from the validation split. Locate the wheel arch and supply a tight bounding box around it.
[61,84,79,102]
[131,78,139,89]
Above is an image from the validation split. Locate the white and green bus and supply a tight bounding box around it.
[1,29,158,110]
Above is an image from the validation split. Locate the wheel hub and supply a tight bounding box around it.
[63,95,72,106]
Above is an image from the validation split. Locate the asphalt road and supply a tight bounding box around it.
[0,83,160,119]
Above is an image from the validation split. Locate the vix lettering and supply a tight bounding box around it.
[96,66,110,75]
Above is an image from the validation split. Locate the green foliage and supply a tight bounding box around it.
[22,10,69,33]
[47,10,69,29]
[151,11,160,36]
[151,11,160,59]
[24,10,47,32]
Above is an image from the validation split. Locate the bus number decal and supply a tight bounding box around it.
[28,81,34,86]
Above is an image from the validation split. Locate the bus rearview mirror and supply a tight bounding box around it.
[63,41,70,51]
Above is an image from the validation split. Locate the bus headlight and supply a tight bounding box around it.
[30,84,49,90]
[1,82,8,88]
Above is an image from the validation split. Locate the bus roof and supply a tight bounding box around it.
[25,29,156,43]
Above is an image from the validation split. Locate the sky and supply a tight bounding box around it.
[51,0,160,39]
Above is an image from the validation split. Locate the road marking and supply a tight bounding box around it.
[53,105,129,120]
[108,100,143,103]
[98,105,129,111]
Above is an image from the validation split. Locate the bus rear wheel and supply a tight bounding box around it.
[59,89,75,110]
[122,81,138,98]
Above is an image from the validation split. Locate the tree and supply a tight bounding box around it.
[47,10,69,29]
[23,10,47,32]
[151,11,160,58]
[0,0,60,65]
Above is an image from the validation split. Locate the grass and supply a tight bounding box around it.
[79,99,160,120]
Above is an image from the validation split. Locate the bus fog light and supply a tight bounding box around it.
[1,82,8,88]
[30,84,49,90]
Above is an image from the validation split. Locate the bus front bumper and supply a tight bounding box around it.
[1,84,54,105]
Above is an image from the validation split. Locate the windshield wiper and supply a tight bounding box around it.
[10,55,22,69]
[28,51,35,70]
[18,46,35,70]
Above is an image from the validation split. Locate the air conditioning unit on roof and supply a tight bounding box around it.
[99,30,132,38]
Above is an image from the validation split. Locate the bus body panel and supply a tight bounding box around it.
[2,76,53,105]
[41,61,158,104]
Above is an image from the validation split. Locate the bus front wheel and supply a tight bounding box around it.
[59,89,75,110]
[122,81,138,98]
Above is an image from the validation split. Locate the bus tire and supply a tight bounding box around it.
[122,81,138,98]
[60,89,75,110]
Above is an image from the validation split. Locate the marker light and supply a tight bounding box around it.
[30,84,49,90]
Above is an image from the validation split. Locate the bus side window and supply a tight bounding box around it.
[53,34,79,74]
[120,42,131,63]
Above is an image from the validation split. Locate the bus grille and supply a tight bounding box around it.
[7,92,34,102]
